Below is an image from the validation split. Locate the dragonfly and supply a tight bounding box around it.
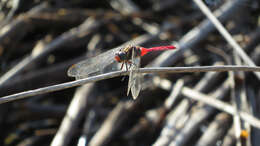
[68,45,176,99]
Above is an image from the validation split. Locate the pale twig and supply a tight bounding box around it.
[153,0,243,67]
[193,0,260,79]
[51,84,94,146]
[195,113,232,146]
[164,79,184,109]
[0,17,101,87]
[88,101,132,146]
[182,87,260,129]
[168,78,231,146]
[153,63,223,146]
[110,0,139,15]
[152,98,191,146]
[232,53,243,146]
[0,65,259,104]
[222,124,236,146]
[0,0,20,28]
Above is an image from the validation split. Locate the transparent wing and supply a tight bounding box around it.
[127,48,142,100]
[67,47,121,80]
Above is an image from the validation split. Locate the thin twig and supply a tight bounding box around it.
[153,63,224,146]
[232,53,243,146]
[195,113,232,146]
[0,17,101,87]
[182,87,260,129]
[51,84,95,146]
[168,78,231,146]
[164,79,184,109]
[222,124,236,146]
[193,0,260,79]
[139,66,260,73]
[89,101,132,146]
[152,0,243,67]
[0,65,259,104]
[110,0,139,15]
[0,0,20,28]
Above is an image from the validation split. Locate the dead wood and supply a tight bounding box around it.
[0,0,259,146]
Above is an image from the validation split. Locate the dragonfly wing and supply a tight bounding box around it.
[127,68,133,96]
[67,47,121,79]
[127,49,142,99]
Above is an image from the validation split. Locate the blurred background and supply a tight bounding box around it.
[0,0,259,146]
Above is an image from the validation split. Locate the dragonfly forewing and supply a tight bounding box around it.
[67,47,121,79]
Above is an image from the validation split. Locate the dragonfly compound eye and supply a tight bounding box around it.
[114,53,121,62]
[115,52,127,62]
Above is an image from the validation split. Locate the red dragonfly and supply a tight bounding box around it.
[68,45,176,99]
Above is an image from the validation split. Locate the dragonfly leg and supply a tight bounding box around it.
[127,61,133,69]
[120,62,124,70]
[126,62,129,71]
[120,61,128,81]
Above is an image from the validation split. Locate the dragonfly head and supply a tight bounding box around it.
[114,51,127,62]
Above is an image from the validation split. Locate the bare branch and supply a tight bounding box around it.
[0,17,102,87]
[51,84,95,146]
[193,0,260,79]
[0,65,259,104]
[182,87,260,129]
